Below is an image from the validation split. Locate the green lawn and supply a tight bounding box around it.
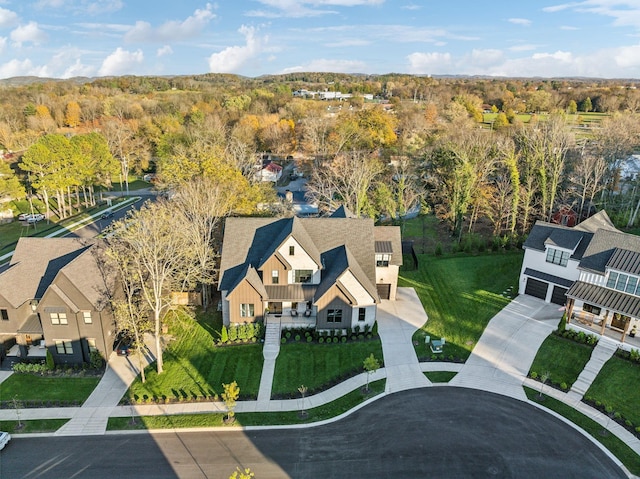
[529,333,595,388]
[400,252,522,361]
[424,371,457,383]
[126,309,264,402]
[108,379,385,430]
[0,374,100,403]
[272,340,383,397]
[525,387,640,475]
[586,355,640,427]
[0,419,69,434]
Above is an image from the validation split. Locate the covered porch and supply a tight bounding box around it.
[565,281,639,347]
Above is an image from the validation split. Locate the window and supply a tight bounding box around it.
[87,338,98,353]
[50,312,68,325]
[289,246,295,256]
[376,254,391,267]
[294,269,313,283]
[82,311,92,324]
[358,308,366,322]
[54,339,73,355]
[240,303,255,318]
[272,270,279,285]
[0,309,8,321]
[546,248,570,267]
[583,304,602,316]
[327,309,342,323]
[606,271,640,296]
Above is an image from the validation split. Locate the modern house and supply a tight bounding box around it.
[0,237,115,365]
[519,210,640,342]
[218,211,402,331]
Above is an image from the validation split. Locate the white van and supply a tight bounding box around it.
[0,431,11,450]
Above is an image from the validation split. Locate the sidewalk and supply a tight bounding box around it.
[3,290,640,477]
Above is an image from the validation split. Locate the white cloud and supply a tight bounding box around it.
[0,7,18,28]
[325,39,370,47]
[157,45,173,57]
[125,4,215,42]
[509,44,540,52]
[247,0,384,18]
[0,58,49,78]
[613,43,640,67]
[62,59,96,78]
[281,58,366,74]
[34,0,67,7]
[468,48,504,66]
[208,25,266,73]
[85,0,124,15]
[401,4,421,10]
[98,47,144,76]
[508,18,532,26]
[560,25,579,30]
[406,51,452,74]
[10,22,48,47]
[544,1,640,29]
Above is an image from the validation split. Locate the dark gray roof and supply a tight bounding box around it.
[330,205,357,218]
[545,229,582,250]
[523,221,592,260]
[567,281,640,318]
[375,241,393,254]
[523,268,574,288]
[607,249,640,275]
[579,229,640,274]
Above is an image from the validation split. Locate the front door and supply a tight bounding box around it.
[268,302,282,315]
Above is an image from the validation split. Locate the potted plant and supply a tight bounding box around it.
[631,325,637,338]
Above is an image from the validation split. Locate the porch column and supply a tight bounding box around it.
[566,298,575,324]
[621,318,632,343]
[601,310,609,335]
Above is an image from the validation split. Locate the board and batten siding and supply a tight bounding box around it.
[259,255,289,286]
[227,280,264,324]
[315,285,352,329]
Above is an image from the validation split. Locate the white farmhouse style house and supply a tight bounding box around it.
[519,210,640,342]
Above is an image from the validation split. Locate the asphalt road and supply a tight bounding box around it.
[0,388,625,479]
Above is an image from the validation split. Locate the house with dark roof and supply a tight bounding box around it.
[519,210,640,342]
[0,238,115,365]
[218,213,402,330]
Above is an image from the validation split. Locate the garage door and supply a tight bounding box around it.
[377,284,391,300]
[525,278,548,300]
[550,286,568,305]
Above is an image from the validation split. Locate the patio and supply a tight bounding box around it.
[6,342,47,359]
[266,311,316,329]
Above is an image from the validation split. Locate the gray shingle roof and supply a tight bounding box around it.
[574,210,617,233]
[219,216,400,303]
[545,229,582,250]
[579,229,640,273]
[523,221,592,259]
[567,281,640,318]
[0,238,95,308]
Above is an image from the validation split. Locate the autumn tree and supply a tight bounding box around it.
[64,101,82,127]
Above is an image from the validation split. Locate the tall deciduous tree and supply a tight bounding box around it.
[0,160,24,202]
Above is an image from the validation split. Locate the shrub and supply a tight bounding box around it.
[281,338,286,344]
[560,382,568,390]
[45,349,55,370]
[318,337,324,344]
[626,420,633,428]
[306,335,313,343]
[358,334,364,341]
[13,362,48,374]
[530,371,538,379]
[90,350,104,370]
[332,336,339,343]
[372,321,378,335]
[557,314,566,332]
[220,325,228,343]
[341,336,347,343]
[294,334,301,342]
[434,243,443,256]
[228,325,237,342]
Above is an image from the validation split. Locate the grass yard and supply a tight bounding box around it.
[272,340,383,398]
[0,374,100,403]
[586,355,640,427]
[126,309,263,402]
[529,333,595,388]
[108,379,385,430]
[0,419,69,434]
[525,387,640,475]
[424,371,457,383]
[400,252,522,361]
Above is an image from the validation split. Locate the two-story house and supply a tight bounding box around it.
[0,237,115,365]
[519,210,640,342]
[218,212,402,331]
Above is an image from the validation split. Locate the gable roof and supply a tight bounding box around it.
[579,229,640,274]
[523,221,592,260]
[574,210,617,233]
[330,205,357,218]
[219,216,401,300]
[0,238,95,309]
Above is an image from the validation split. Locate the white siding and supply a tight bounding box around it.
[518,247,581,300]
[349,305,376,329]
[278,237,321,284]
[578,270,607,286]
[339,271,376,305]
[376,264,399,300]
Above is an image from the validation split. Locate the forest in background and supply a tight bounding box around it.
[1,72,640,243]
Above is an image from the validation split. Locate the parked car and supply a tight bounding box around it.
[0,431,10,450]
[25,213,45,223]
[17,213,28,221]
[115,333,135,356]
[100,210,114,219]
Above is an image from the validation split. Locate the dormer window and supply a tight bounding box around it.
[376,254,391,267]
[546,248,569,267]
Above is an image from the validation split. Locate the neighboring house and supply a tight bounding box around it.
[519,210,640,342]
[256,162,283,182]
[218,210,402,331]
[0,238,115,365]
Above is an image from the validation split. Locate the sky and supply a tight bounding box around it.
[1,1,640,80]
